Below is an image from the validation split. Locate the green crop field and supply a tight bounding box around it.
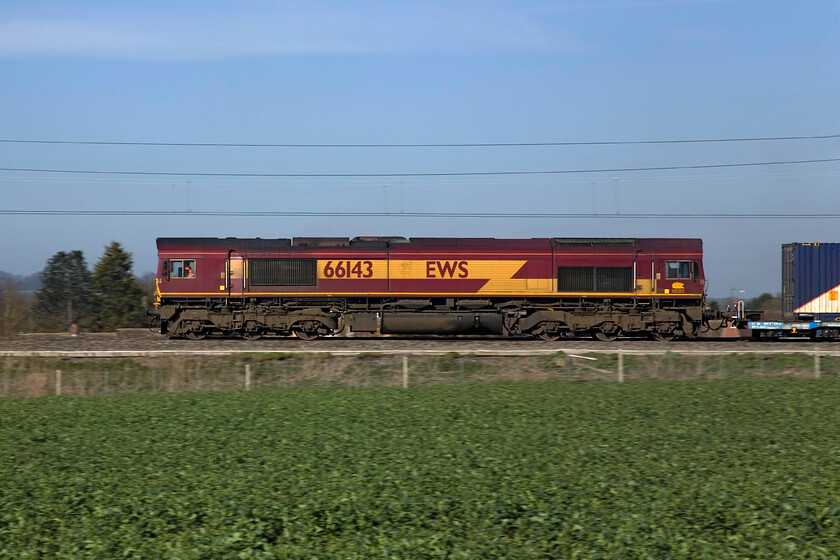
[2,379,840,559]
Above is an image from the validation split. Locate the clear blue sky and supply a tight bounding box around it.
[1,0,839,298]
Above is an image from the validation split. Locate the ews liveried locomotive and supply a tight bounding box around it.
[151,236,706,340]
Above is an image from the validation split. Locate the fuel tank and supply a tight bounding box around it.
[380,312,503,335]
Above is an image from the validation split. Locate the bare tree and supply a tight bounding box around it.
[0,279,32,336]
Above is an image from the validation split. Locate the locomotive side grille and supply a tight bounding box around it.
[557,266,593,292]
[249,259,317,286]
[558,266,633,292]
[595,267,633,292]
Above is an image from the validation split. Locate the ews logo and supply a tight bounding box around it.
[426,260,469,278]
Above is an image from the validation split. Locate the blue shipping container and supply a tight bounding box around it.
[782,243,840,320]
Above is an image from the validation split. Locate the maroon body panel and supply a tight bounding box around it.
[155,237,705,299]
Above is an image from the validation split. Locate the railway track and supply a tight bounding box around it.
[2,333,837,354]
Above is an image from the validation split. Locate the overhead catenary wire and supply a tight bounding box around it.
[0,174,824,189]
[1,169,839,187]
[2,210,840,219]
[2,157,839,178]
[1,133,838,147]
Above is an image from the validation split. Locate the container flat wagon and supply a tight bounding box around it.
[748,242,840,340]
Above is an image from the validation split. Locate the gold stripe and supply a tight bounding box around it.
[314,259,530,283]
[160,291,703,298]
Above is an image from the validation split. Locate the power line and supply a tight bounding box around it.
[2,169,839,188]
[0,133,838,148]
[2,210,838,219]
[1,158,839,178]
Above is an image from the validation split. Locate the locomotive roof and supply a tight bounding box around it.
[157,237,702,251]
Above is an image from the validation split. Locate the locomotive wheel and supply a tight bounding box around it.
[292,328,320,341]
[650,331,677,342]
[241,321,264,340]
[181,320,208,340]
[533,322,563,341]
[291,320,327,341]
[184,329,208,340]
[592,322,621,342]
[592,329,621,342]
[538,331,562,341]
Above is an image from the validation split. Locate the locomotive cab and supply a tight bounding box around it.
[657,259,704,295]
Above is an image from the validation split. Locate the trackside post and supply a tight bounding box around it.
[618,351,624,383]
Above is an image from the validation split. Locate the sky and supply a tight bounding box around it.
[1,0,839,298]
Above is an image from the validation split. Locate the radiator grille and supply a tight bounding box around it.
[596,267,633,292]
[557,266,593,292]
[558,266,633,293]
[249,259,317,286]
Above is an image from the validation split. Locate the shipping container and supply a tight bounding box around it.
[782,243,840,320]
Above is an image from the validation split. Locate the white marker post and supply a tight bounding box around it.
[617,351,624,383]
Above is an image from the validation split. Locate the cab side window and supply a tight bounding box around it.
[665,261,692,279]
[171,259,196,278]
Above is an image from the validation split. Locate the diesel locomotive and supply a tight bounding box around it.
[151,236,707,340]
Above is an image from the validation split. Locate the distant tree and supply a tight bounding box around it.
[135,271,158,308]
[747,293,781,311]
[0,279,32,336]
[90,242,144,331]
[33,251,93,331]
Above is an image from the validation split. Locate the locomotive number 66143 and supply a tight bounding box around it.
[322,260,374,279]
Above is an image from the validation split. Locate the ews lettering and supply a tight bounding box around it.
[425,260,469,278]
